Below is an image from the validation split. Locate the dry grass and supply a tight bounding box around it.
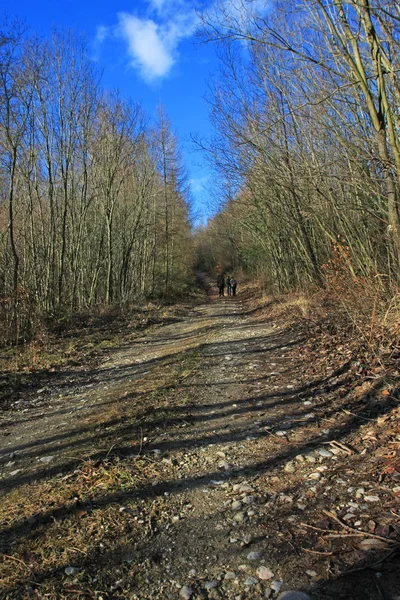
[0,454,173,598]
[0,348,197,598]
[0,299,204,598]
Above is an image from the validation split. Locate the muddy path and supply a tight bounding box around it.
[1,293,400,600]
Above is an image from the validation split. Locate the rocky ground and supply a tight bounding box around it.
[1,285,400,599]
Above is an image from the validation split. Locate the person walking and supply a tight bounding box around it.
[226,275,232,296]
[231,277,237,296]
[217,274,225,297]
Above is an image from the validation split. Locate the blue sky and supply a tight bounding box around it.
[4,0,220,224]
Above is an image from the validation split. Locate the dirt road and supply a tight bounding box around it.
[1,293,399,599]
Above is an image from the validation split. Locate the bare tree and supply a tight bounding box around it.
[197,0,400,288]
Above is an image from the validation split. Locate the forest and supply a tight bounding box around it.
[1,3,400,599]
[196,0,400,313]
[0,23,193,345]
[1,0,400,341]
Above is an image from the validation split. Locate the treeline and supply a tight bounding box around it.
[196,0,400,294]
[0,21,193,342]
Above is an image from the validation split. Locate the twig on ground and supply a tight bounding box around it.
[300,522,339,534]
[1,555,30,568]
[326,533,384,539]
[324,439,354,455]
[341,409,374,421]
[65,546,87,555]
[322,509,398,544]
[264,429,290,444]
[301,548,333,556]
[301,513,399,547]
[136,427,144,458]
[105,444,115,459]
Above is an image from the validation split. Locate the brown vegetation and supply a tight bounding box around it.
[0,23,194,345]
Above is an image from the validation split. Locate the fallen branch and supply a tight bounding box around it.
[322,509,398,545]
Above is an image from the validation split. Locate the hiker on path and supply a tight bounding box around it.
[226,276,232,296]
[217,274,225,297]
[231,277,237,296]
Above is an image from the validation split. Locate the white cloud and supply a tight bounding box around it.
[162,11,198,46]
[190,175,209,193]
[95,1,269,81]
[95,25,109,44]
[118,13,174,80]
[112,1,199,82]
[148,0,167,13]
[91,24,110,60]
